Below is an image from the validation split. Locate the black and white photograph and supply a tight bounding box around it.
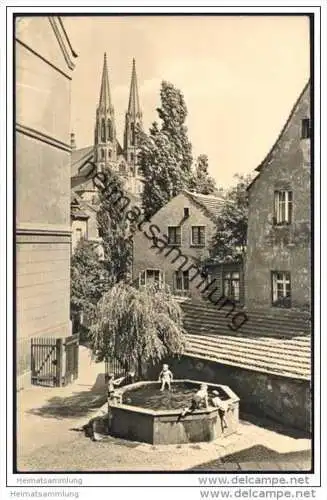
[2,2,326,496]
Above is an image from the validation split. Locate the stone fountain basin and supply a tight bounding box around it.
[109,379,239,445]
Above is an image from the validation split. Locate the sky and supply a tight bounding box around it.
[64,15,310,188]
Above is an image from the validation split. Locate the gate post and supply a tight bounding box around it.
[55,338,64,387]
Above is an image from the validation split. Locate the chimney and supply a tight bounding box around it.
[70,132,76,151]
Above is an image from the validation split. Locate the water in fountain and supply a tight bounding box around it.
[123,381,229,411]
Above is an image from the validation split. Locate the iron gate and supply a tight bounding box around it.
[104,357,130,383]
[31,334,79,387]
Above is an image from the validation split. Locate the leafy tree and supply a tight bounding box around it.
[70,239,110,336]
[96,167,134,284]
[190,154,217,195]
[158,81,193,179]
[138,81,193,219]
[209,174,253,263]
[90,282,186,377]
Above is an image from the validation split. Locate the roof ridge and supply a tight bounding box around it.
[255,79,310,173]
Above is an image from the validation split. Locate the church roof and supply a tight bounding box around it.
[183,190,225,221]
[71,145,94,178]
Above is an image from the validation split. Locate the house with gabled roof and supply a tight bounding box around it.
[132,189,229,299]
[245,81,311,312]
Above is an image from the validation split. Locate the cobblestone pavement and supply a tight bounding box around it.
[17,346,311,472]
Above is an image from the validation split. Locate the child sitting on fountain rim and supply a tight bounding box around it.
[107,373,125,400]
[158,364,173,391]
[180,383,209,418]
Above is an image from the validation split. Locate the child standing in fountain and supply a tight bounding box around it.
[158,364,174,391]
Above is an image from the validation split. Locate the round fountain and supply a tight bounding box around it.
[109,379,239,445]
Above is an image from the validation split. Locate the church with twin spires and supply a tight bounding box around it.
[71,53,144,251]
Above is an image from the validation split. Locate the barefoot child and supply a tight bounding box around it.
[107,373,125,400]
[180,383,209,418]
[158,364,173,391]
[211,390,230,429]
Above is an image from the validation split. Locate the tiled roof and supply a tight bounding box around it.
[183,190,225,221]
[71,145,94,177]
[71,142,125,179]
[185,333,311,380]
[181,301,311,380]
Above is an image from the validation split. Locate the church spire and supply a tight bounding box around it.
[127,58,142,120]
[124,59,142,167]
[94,53,116,171]
[98,52,112,111]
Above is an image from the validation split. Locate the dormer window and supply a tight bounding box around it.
[301,118,311,139]
[184,207,189,218]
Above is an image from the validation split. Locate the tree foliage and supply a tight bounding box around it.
[90,282,186,374]
[209,173,253,263]
[70,239,110,332]
[96,167,134,284]
[190,154,217,195]
[138,81,193,219]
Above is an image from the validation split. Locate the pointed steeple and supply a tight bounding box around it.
[124,59,142,166]
[94,53,117,171]
[127,58,142,119]
[98,52,112,111]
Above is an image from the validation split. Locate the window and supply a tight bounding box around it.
[108,150,112,159]
[75,228,82,243]
[174,270,189,291]
[131,123,135,146]
[130,152,134,162]
[168,226,181,246]
[191,226,205,246]
[119,162,126,174]
[184,207,189,218]
[107,119,112,140]
[100,148,105,160]
[271,271,291,308]
[101,118,106,142]
[223,272,240,302]
[139,269,164,288]
[274,191,293,225]
[301,118,311,139]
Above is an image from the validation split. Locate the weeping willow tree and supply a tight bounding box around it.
[89,282,187,376]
